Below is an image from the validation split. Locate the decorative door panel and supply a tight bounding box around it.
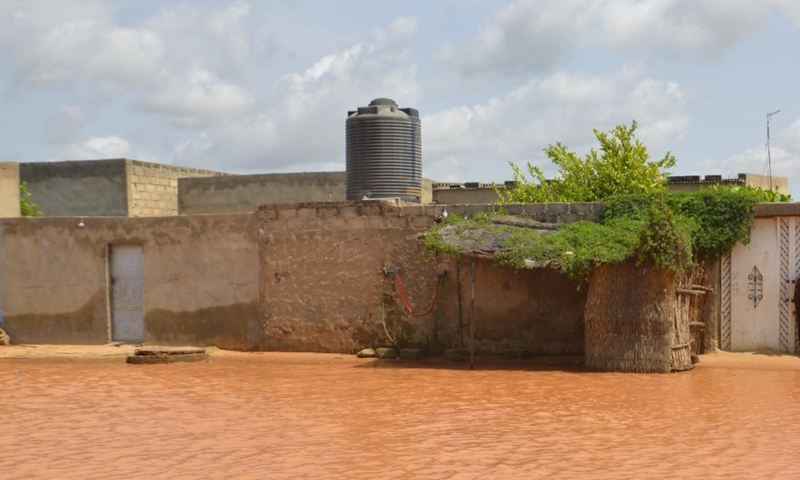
[725,217,798,352]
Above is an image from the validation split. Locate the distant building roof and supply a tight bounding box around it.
[666,175,741,185]
[434,174,784,191]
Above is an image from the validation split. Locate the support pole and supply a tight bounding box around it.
[470,257,476,370]
[456,260,463,349]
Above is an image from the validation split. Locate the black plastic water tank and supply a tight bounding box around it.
[346,98,422,202]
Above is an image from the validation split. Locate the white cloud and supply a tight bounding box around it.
[85,28,166,90]
[206,2,251,62]
[423,99,510,157]
[174,17,420,171]
[442,0,602,76]
[44,105,88,143]
[696,119,800,190]
[0,1,255,128]
[696,146,774,178]
[62,135,133,160]
[140,69,255,127]
[0,1,109,83]
[440,0,787,78]
[623,79,689,145]
[777,0,800,28]
[421,68,689,181]
[781,119,800,153]
[374,15,419,43]
[424,156,463,183]
[60,135,162,163]
[602,0,770,59]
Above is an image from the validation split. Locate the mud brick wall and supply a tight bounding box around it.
[257,201,590,355]
[0,214,261,349]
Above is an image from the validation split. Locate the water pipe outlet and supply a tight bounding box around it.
[382,266,400,276]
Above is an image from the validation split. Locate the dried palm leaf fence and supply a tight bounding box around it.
[584,262,676,373]
[584,262,709,373]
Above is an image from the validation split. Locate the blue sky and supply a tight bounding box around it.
[2,0,800,195]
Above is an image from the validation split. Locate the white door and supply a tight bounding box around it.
[110,244,144,343]
[728,217,797,352]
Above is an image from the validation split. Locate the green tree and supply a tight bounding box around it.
[20,182,42,217]
[498,121,676,203]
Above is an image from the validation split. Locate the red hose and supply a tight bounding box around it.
[396,273,442,317]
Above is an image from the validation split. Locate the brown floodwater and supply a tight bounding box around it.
[2,352,800,479]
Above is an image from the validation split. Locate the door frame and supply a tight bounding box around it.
[107,243,145,343]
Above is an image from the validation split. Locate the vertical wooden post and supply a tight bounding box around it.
[456,260,463,349]
[470,257,476,371]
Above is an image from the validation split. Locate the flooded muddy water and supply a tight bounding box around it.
[2,352,800,479]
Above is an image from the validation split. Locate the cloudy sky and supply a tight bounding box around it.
[2,0,800,195]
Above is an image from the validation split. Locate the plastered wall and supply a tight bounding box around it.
[1,201,598,353]
[0,214,261,348]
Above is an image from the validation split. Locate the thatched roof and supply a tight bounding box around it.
[435,215,558,264]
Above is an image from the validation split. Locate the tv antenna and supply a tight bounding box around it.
[766,109,781,190]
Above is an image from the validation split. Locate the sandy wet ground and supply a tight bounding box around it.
[2,346,800,479]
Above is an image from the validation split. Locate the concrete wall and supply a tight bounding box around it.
[433,186,501,205]
[20,160,128,216]
[179,172,435,214]
[0,214,261,348]
[421,178,434,204]
[257,201,588,354]
[0,162,20,218]
[179,172,348,215]
[127,160,224,217]
[743,173,789,194]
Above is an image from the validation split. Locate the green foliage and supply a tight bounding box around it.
[498,121,675,203]
[422,230,461,259]
[19,182,42,217]
[422,213,468,258]
[425,189,759,280]
[603,189,757,260]
[708,184,792,202]
[495,219,641,279]
[428,117,768,279]
[635,202,691,271]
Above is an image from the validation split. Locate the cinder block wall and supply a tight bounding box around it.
[179,172,348,215]
[20,160,128,216]
[0,162,20,218]
[178,173,438,214]
[127,160,226,217]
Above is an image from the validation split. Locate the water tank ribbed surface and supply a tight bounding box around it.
[346,98,422,202]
